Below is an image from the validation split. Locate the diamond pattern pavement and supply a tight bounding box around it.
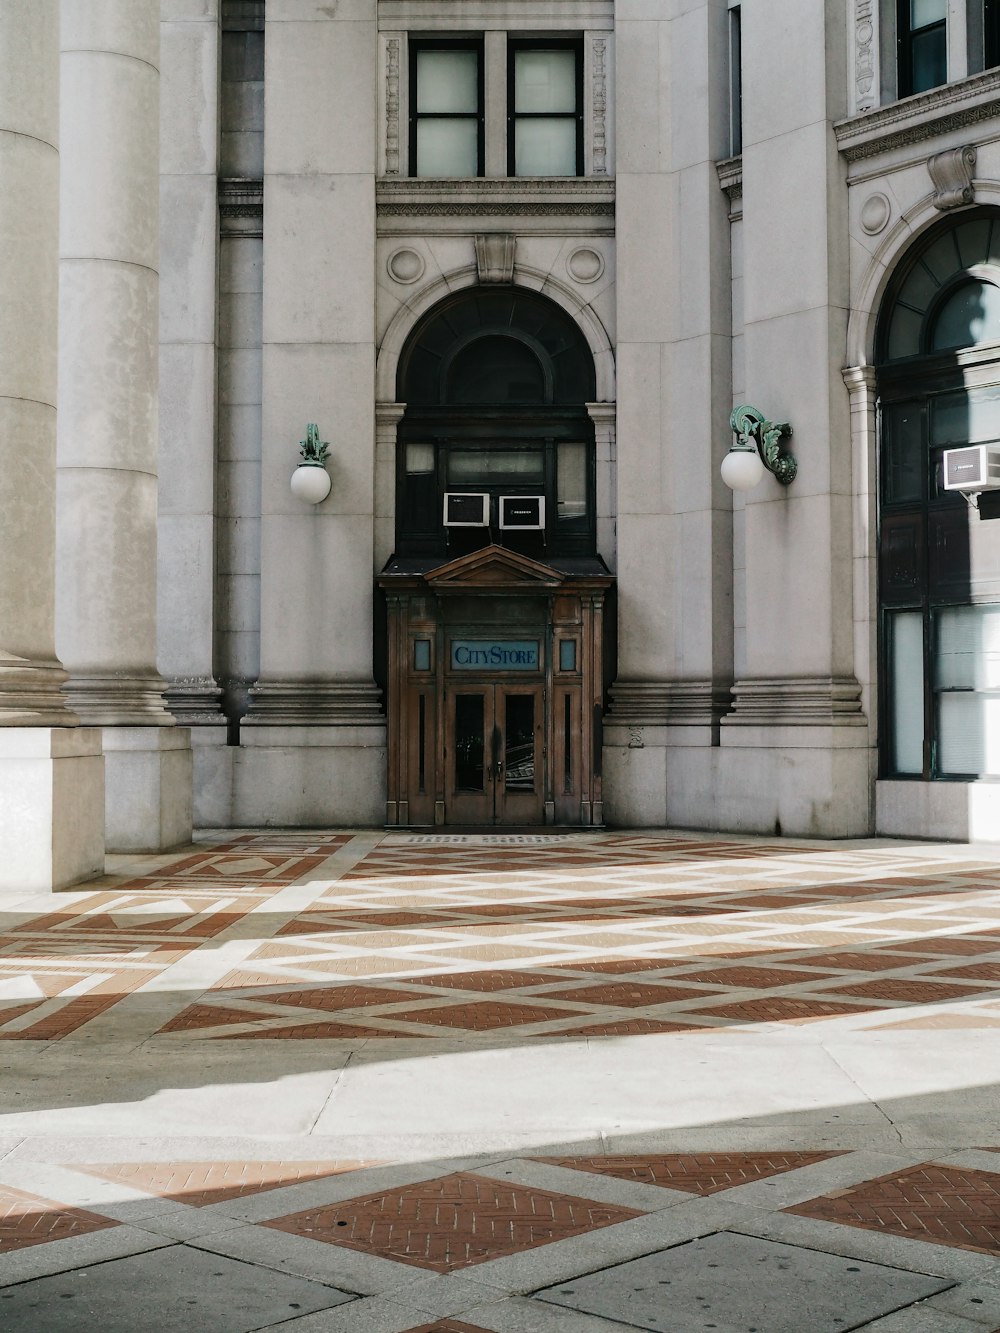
[262,1171,644,1272]
[4,831,1000,1328]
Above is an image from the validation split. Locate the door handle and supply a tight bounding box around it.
[492,725,503,780]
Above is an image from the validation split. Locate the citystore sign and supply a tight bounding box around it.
[451,640,540,670]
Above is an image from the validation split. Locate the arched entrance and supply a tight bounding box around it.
[377,286,613,827]
[876,209,1000,782]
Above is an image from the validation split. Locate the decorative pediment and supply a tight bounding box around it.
[425,544,565,591]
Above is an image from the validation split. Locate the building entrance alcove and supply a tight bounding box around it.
[379,545,611,827]
[378,284,614,827]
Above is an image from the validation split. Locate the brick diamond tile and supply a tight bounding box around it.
[829,978,988,1004]
[73,1160,372,1207]
[393,1001,577,1031]
[667,966,832,988]
[884,937,1000,956]
[0,1183,119,1253]
[553,1017,706,1035]
[690,997,866,1024]
[929,961,1000,982]
[406,971,560,993]
[535,1151,847,1195]
[403,1323,498,1333]
[547,981,711,1008]
[262,1170,643,1272]
[780,951,931,973]
[786,1162,1000,1255]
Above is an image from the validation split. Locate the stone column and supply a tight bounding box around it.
[57,0,192,852]
[158,0,229,826]
[717,0,872,837]
[0,0,103,892]
[236,0,385,826]
[605,0,734,827]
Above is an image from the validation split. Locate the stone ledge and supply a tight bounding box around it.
[376,176,615,221]
[835,69,1000,163]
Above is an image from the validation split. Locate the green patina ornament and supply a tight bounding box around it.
[298,423,330,466]
[729,404,797,485]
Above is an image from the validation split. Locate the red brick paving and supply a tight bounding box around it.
[263,1171,643,1272]
[667,966,832,988]
[536,1151,847,1195]
[690,997,868,1023]
[555,1017,706,1035]
[74,1160,372,1207]
[884,937,1000,956]
[786,1163,1000,1255]
[830,978,989,1004]
[548,981,713,1008]
[403,1324,497,1333]
[394,1001,580,1031]
[0,1184,119,1253]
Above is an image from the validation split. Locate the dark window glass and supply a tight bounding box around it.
[987,0,1000,69]
[445,336,547,404]
[454,694,485,790]
[897,0,947,97]
[410,43,483,177]
[505,695,535,790]
[509,42,582,177]
[729,6,742,156]
[559,639,577,672]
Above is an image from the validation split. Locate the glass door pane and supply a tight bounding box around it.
[454,694,486,790]
[504,694,535,791]
[889,611,924,774]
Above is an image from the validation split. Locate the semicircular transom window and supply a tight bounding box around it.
[445,335,547,404]
[883,215,1000,361]
[398,287,596,405]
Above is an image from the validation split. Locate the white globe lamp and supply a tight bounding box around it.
[721,444,765,492]
[290,423,332,504]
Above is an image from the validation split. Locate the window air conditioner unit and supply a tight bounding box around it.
[499,495,545,530]
[443,492,490,527]
[943,445,1000,492]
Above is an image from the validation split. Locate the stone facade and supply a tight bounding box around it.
[3,0,1000,891]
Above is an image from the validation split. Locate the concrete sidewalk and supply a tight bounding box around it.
[1,829,1000,1331]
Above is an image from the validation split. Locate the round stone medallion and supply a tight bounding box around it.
[567,247,605,283]
[386,248,425,284]
[860,193,891,236]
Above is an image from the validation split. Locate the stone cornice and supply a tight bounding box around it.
[376,177,615,220]
[835,69,1000,163]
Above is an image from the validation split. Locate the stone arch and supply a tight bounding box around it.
[376,263,616,403]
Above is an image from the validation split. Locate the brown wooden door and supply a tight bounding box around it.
[445,684,545,825]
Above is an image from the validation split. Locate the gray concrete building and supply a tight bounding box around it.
[3,0,1000,891]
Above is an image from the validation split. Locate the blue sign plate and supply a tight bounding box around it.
[451,639,540,671]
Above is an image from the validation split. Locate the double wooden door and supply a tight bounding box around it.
[446,683,544,825]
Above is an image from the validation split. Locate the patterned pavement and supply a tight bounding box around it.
[3,828,1000,1329]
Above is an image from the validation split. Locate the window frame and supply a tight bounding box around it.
[506,38,584,178]
[896,0,949,97]
[408,37,485,179]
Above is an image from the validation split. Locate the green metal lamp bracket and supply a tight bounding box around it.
[299,423,330,466]
[729,405,797,485]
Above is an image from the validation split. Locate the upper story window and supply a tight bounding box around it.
[409,35,584,179]
[508,42,583,176]
[410,41,484,177]
[897,0,948,96]
[876,2,1000,108]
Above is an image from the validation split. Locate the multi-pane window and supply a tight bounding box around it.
[987,0,1000,66]
[409,41,483,178]
[508,42,582,177]
[897,0,947,95]
[878,214,1000,781]
[408,37,583,178]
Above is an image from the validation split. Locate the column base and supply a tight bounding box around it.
[0,728,104,895]
[164,677,225,726]
[0,657,80,726]
[102,726,193,852]
[233,724,386,826]
[63,674,175,727]
[876,779,1000,842]
[189,725,233,830]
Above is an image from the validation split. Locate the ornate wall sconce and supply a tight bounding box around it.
[721,405,797,492]
[290,423,332,504]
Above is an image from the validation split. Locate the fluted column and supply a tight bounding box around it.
[0,0,103,892]
[0,2,74,726]
[57,0,191,851]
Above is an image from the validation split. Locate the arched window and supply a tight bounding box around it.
[395,287,597,559]
[876,211,1000,781]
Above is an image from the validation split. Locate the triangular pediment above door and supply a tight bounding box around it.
[424,544,565,591]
